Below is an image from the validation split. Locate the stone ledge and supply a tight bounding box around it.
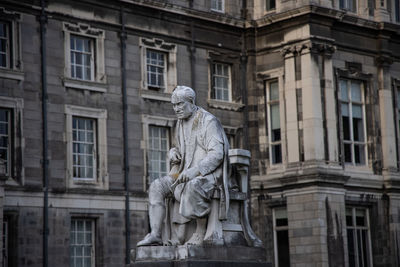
[133,245,267,262]
[132,260,271,267]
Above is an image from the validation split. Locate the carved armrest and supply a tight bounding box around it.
[228,149,251,194]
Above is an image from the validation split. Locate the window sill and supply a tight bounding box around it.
[208,99,244,111]
[63,78,107,93]
[0,68,24,81]
[140,89,172,102]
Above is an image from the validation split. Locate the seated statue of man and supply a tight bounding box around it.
[137,85,230,246]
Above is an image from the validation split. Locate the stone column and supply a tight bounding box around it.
[282,46,300,164]
[300,44,325,162]
[287,186,346,267]
[376,56,396,173]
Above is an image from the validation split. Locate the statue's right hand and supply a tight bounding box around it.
[169,148,181,164]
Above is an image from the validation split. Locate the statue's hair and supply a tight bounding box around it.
[172,86,196,104]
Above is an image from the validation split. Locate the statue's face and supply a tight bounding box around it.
[171,95,194,120]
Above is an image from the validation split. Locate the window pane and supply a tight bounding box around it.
[344,143,352,163]
[272,144,282,164]
[269,81,279,101]
[270,104,280,130]
[354,144,365,165]
[351,82,362,102]
[277,230,290,267]
[346,208,353,226]
[353,117,364,142]
[356,209,366,226]
[340,80,349,101]
[347,229,356,267]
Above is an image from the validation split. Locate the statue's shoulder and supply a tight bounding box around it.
[197,107,217,122]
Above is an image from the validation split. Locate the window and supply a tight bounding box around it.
[211,0,224,12]
[65,105,108,189]
[72,117,96,180]
[0,9,23,81]
[340,0,357,12]
[273,207,290,267]
[0,108,10,175]
[70,219,95,267]
[140,38,177,99]
[148,126,169,183]
[211,63,231,102]
[70,35,94,81]
[396,0,400,22]
[146,50,166,90]
[63,23,106,89]
[266,80,282,164]
[0,96,23,184]
[340,79,367,165]
[0,21,10,68]
[266,0,276,11]
[346,207,372,267]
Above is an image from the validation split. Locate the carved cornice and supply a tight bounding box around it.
[0,7,21,20]
[140,37,176,51]
[281,41,336,58]
[63,22,104,37]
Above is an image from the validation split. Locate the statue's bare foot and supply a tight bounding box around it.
[184,233,204,246]
[137,233,162,246]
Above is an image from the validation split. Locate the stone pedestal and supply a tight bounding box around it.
[131,245,270,267]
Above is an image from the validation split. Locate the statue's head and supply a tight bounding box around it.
[171,86,197,120]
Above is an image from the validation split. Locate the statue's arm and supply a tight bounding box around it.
[197,119,225,176]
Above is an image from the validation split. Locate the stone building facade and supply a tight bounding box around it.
[0,0,399,267]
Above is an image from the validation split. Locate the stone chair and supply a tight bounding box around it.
[201,148,262,247]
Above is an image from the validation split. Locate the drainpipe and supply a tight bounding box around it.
[240,0,249,149]
[120,8,131,266]
[189,20,196,98]
[39,0,49,266]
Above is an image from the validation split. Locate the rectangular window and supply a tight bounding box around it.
[70,35,93,81]
[340,0,357,12]
[340,79,366,165]
[148,126,169,183]
[72,117,96,180]
[267,80,282,164]
[0,108,10,175]
[146,49,166,90]
[266,0,276,11]
[70,219,95,267]
[346,207,372,267]
[273,207,290,267]
[212,63,231,102]
[211,0,224,12]
[0,22,9,68]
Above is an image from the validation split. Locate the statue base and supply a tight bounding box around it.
[131,245,271,267]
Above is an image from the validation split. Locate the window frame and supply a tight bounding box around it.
[0,9,23,81]
[69,35,95,81]
[141,114,175,190]
[140,38,177,100]
[211,62,232,102]
[72,116,97,181]
[266,79,282,165]
[70,218,96,267]
[145,49,167,91]
[393,79,400,169]
[339,78,368,166]
[211,0,225,13]
[266,0,276,12]
[0,96,23,185]
[345,207,373,267]
[147,125,170,183]
[65,105,108,190]
[340,0,358,12]
[63,22,106,91]
[273,207,290,267]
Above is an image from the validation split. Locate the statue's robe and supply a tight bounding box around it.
[169,107,230,225]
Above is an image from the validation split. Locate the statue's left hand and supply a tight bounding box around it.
[176,167,200,184]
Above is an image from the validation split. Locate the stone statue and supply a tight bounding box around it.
[137,85,230,246]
